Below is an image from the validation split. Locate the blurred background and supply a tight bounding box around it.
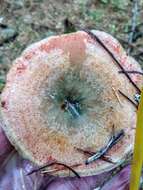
[0,0,143,93]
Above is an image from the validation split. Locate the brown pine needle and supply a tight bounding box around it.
[84,29,141,94]
[119,70,143,75]
[27,161,81,178]
[75,147,116,164]
[118,90,138,109]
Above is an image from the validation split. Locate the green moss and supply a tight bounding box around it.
[88,9,104,22]
[110,0,129,10]
[100,0,108,4]
[109,24,117,34]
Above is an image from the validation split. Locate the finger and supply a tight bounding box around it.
[0,152,44,190]
[0,149,130,190]
[47,171,111,190]
[0,119,13,165]
[100,165,130,190]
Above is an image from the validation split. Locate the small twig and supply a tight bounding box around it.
[85,129,124,165]
[27,161,81,178]
[112,87,123,106]
[101,156,116,164]
[75,147,94,156]
[118,38,143,54]
[128,0,139,53]
[84,29,141,94]
[118,90,138,109]
[41,163,81,174]
[119,70,143,75]
[75,147,115,164]
[0,32,18,46]
[118,38,135,48]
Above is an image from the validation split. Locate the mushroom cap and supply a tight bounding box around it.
[1,30,143,177]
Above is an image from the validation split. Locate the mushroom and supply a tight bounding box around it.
[1,30,143,177]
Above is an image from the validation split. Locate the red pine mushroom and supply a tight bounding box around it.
[1,30,143,177]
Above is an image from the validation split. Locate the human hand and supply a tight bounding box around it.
[0,124,131,190]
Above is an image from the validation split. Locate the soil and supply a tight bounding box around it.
[0,0,143,91]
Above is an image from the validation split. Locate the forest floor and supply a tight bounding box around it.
[0,0,143,91]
